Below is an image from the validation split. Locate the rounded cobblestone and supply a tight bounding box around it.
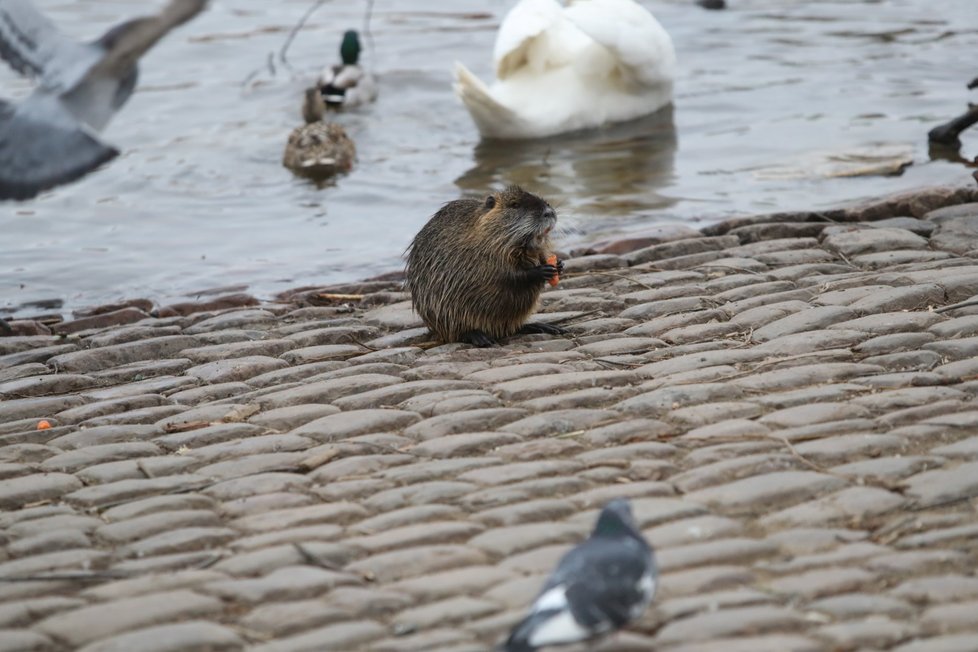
[3,188,978,650]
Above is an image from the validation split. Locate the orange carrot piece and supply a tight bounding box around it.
[546,254,559,287]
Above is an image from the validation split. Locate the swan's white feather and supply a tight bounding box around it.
[455,0,676,140]
[454,61,527,136]
[563,0,675,87]
[492,0,565,79]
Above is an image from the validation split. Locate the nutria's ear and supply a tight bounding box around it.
[484,195,496,210]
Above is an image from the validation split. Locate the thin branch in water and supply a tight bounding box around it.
[280,0,330,70]
[241,68,260,89]
[363,0,376,65]
[242,0,374,90]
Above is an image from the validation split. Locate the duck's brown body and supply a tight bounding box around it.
[282,121,355,180]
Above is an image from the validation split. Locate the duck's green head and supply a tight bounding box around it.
[340,30,361,65]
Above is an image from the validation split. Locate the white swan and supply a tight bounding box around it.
[454,0,676,140]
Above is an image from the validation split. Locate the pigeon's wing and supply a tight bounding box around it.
[562,0,676,88]
[556,537,654,630]
[84,0,206,81]
[492,0,564,80]
[0,98,117,201]
[0,0,98,89]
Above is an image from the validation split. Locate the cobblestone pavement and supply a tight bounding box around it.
[2,190,978,652]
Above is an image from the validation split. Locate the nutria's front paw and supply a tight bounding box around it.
[527,263,560,285]
[555,258,565,275]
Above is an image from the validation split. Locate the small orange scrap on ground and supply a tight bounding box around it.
[37,420,51,430]
[546,254,559,287]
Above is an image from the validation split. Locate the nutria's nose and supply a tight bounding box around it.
[542,206,556,221]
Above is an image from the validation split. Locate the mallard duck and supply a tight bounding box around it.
[454,0,676,140]
[316,30,377,109]
[0,0,207,200]
[282,121,356,181]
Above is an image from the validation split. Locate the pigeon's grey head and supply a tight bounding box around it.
[592,498,639,538]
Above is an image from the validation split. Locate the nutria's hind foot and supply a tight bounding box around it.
[460,330,498,348]
[518,322,568,336]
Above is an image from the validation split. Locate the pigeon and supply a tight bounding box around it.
[0,0,207,201]
[503,498,656,651]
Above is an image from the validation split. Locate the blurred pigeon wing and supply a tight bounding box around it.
[0,0,98,90]
[85,0,206,81]
[0,98,117,200]
[563,0,676,88]
[493,0,564,80]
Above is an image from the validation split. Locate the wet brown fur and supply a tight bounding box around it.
[406,186,557,343]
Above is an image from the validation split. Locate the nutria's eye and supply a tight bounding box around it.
[484,195,495,210]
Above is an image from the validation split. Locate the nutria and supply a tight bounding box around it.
[406,186,566,347]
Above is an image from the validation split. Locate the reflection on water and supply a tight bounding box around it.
[1,0,977,318]
[456,106,678,218]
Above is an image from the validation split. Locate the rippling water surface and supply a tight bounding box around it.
[2,0,976,317]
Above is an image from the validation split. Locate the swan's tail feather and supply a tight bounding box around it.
[453,62,517,138]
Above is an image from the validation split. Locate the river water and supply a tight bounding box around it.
[2,0,976,318]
